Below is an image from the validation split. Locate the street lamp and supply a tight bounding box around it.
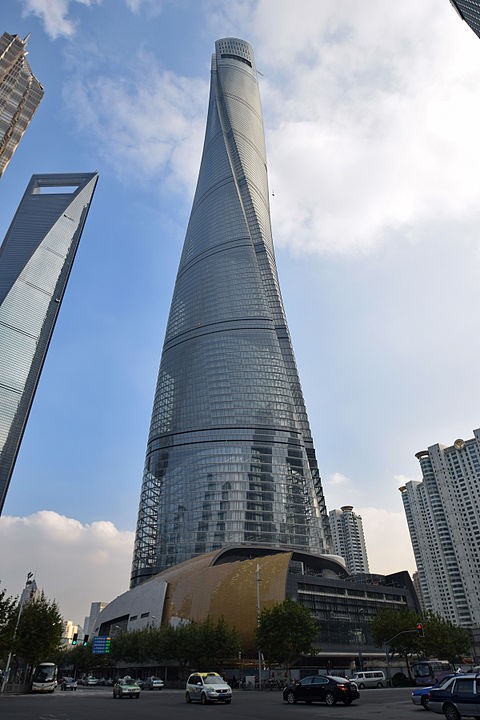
[357,609,364,671]
[256,564,262,691]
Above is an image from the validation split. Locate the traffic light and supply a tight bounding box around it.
[72,632,78,645]
[105,637,111,654]
[83,634,89,646]
[417,622,424,638]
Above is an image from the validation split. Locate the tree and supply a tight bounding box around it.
[0,585,18,662]
[256,598,318,676]
[371,608,470,678]
[13,592,63,670]
[420,611,470,664]
[192,617,241,669]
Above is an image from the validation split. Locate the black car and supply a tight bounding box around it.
[283,675,360,706]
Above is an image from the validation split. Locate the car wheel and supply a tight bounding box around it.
[186,692,192,703]
[136,694,140,699]
[421,695,429,709]
[376,682,383,688]
[225,699,231,704]
[201,692,208,705]
[444,704,461,720]
[325,691,336,706]
[358,683,365,689]
[343,698,353,705]
[286,690,297,704]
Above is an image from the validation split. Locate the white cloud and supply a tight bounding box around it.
[0,511,133,625]
[21,0,100,39]
[124,0,163,14]
[66,51,207,192]
[357,506,416,575]
[326,471,350,487]
[253,0,480,254]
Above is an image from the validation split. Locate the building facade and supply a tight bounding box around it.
[131,38,331,587]
[329,505,370,575]
[0,172,98,513]
[400,430,480,630]
[0,33,44,178]
[101,546,419,663]
[450,1,480,39]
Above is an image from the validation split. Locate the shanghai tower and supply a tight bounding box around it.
[131,39,331,587]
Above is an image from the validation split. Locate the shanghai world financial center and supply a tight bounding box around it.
[131,39,332,587]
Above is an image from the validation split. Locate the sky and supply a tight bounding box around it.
[1,0,479,626]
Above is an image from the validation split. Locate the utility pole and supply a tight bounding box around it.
[1,572,34,693]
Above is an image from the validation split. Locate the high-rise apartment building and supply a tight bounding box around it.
[0,33,44,178]
[400,430,480,629]
[131,38,331,587]
[450,1,480,39]
[329,505,370,575]
[0,172,98,513]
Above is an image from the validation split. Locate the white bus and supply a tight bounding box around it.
[31,662,57,693]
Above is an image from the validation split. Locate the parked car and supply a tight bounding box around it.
[60,677,77,691]
[428,673,480,720]
[113,676,141,699]
[185,672,232,704]
[350,670,385,688]
[282,675,360,706]
[133,677,145,689]
[411,675,456,709]
[85,676,98,686]
[144,676,164,690]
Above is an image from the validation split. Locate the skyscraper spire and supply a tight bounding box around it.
[131,39,331,587]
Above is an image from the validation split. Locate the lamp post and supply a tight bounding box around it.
[256,564,262,691]
[1,571,34,693]
[357,608,364,671]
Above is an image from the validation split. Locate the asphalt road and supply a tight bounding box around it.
[0,686,425,720]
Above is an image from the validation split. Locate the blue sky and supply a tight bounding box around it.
[1,0,480,625]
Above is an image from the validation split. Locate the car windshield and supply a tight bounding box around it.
[32,667,55,682]
[204,675,223,685]
[414,663,431,678]
[436,676,453,689]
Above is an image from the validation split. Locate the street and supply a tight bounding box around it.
[0,686,426,720]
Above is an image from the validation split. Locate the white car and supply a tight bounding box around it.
[145,676,164,690]
[186,672,232,704]
[60,676,77,691]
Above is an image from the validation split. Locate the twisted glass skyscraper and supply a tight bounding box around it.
[131,39,331,587]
